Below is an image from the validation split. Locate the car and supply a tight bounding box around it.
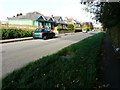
[92,29,95,31]
[82,29,88,33]
[32,28,55,40]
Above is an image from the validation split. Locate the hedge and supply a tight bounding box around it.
[1,28,33,39]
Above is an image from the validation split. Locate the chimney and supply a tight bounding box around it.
[51,15,54,18]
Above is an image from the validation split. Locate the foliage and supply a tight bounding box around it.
[89,22,94,30]
[80,1,120,28]
[82,22,93,31]
[80,1,120,47]
[82,22,90,30]
[1,28,33,39]
[2,32,104,89]
[94,2,120,47]
[17,13,23,16]
[97,2,120,28]
[67,24,75,30]
[57,29,74,33]
[107,25,120,47]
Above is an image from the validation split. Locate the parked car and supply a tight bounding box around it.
[82,29,88,33]
[32,28,55,40]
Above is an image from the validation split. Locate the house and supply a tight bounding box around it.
[7,11,56,29]
[73,20,81,28]
[44,16,55,29]
[7,11,44,27]
[65,17,81,27]
[36,16,55,29]
[0,20,8,24]
[7,11,82,30]
[53,16,67,29]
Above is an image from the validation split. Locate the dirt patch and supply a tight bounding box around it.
[60,51,73,60]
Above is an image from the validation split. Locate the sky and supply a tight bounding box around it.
[0,0,93,22]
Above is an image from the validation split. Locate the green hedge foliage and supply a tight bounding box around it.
[1,28,33,39]
[67,24,75,30]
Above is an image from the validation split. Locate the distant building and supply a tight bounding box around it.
[43,16,55,29]
[53,16,67,29]
[7,11,56,29]
[65,17,81,28]
[7,11,83,30]
[7,11,44,26]
[0,20,8,25]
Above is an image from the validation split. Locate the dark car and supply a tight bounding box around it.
[32,28,55,40]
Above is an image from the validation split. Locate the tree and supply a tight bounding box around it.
[19,13,22,16]
[80,1,120,29]
[80,0,120,47]
[67,24,75,30]
[17,13,20,16]
[17,13,23,16]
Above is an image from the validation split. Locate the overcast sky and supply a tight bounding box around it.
[0,0,92,22]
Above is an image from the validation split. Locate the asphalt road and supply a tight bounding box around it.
[1,32,97,78]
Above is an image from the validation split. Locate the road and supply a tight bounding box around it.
[1,32,97,78]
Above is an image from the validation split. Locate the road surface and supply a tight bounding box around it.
[1,32,97,78]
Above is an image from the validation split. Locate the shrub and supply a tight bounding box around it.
[0,28,33,39]
[67,24,75,30]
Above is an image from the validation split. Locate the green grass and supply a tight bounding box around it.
[2,32,104,89]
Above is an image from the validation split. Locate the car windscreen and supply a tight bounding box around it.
[34,28,51,33]
[34,28,45,32]
[41,28,47,32]
[41,28,52,32]
[34,29,41,33]
[45,29,52,32]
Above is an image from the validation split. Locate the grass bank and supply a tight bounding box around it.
[2,32,104,89]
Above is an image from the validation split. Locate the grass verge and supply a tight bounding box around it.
[2,32,104,89]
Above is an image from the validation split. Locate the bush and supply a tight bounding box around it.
[57,29,74,33]
[2,32,104,89]
[0,28,33,39]
[67,24,75,30]
[107,24,120,47]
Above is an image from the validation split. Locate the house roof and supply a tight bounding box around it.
[37,16,47,21]
[57,21,67,25]
[53,16,67,24]
[53,16,62,21]
[7,11,44,20]
[45,17,51,21]
[45,16,54,22]
[7,11,79,25]
[73,20,80,24]
[65,17,81,24]
[7,11,55,23]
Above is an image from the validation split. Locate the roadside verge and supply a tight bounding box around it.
[0,37,33,44]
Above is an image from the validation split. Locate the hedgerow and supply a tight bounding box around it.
[1,28,33,39]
